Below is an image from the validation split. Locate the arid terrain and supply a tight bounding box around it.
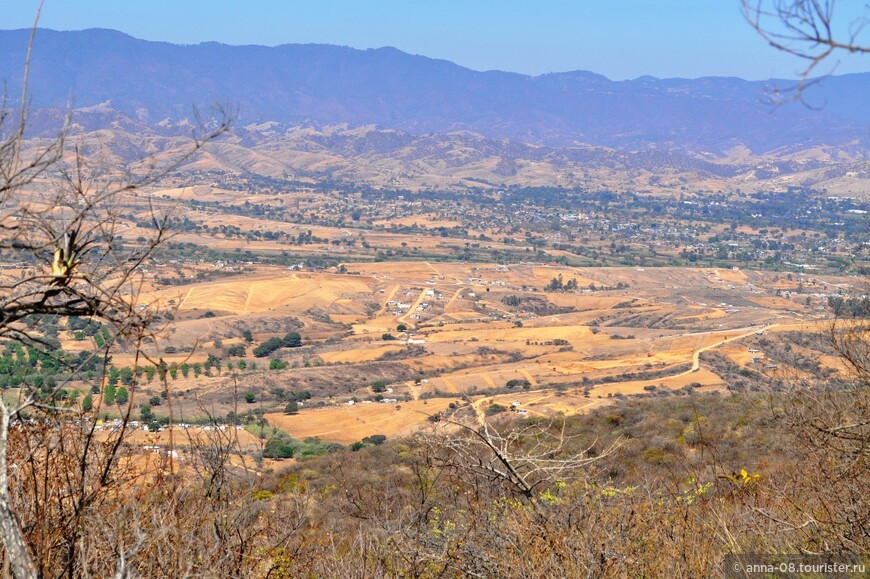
[1,9,869,576]
[4,168,864,467]
[41,256,849,452]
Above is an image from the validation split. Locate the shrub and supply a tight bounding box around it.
[253,337,284,358]
[371,379,390,393]
[263,439,295,459]
[269,359,287,370]
[362,434,387,446]
[643,447,672,465]
[225,344,246,357]
[605,413,623,425]
[506,378,531,389]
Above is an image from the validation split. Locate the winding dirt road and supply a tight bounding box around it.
[468,323,776,425]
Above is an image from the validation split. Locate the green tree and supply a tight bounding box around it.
[225,344,246,357]
[119,366,134,385]
[253,337,284,357]
[545,274,564,292]
[115,387,129,406]
[103,384,117,406]
[262,438,294,459]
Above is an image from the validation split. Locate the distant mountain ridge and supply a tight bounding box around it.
[1,27,868,157]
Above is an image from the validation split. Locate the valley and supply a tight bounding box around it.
[0,14,867,576]
[4,174,865,463]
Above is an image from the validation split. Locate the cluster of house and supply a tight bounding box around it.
[93,419,242,433]
[92,418,151,432]
[466,276,507,288]
[385,300,411,315]
[345,397,399,406]
[746,348,778,370]
[142,445,181,459]
[385,287,446,319]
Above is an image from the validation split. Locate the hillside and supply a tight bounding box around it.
[1,28,868,192]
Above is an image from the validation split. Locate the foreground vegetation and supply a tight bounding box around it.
[6,384,866,577]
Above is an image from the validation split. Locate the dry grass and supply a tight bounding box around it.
[88,262,847,443]
[265,398,458,444]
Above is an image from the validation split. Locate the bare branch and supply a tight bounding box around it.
[428,409,620,503]
[741,0,869,102]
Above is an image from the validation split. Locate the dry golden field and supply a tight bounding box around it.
[265,398,458,444]
[64,259,851,446]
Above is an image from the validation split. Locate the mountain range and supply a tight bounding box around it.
[1,28,868,192]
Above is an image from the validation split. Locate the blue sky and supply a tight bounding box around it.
[3,1,867,80]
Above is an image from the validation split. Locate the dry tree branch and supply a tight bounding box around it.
[428,407,621,502]
[0,18,231,579]
[741,0,869,103]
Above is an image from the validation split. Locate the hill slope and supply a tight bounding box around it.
[2,28,868,192]
[1,28,867,155]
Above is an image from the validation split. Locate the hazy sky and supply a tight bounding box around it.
[3,1,868,80]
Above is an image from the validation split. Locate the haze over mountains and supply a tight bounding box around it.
[2,28,868,192]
